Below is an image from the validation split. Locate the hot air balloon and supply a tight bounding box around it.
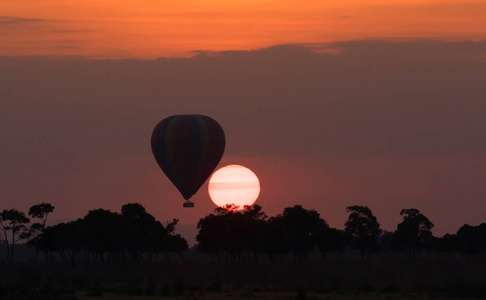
[151,115,225,207]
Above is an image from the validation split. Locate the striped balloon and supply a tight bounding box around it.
[151,115,226,201]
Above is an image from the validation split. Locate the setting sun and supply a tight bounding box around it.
[208,165,260,210]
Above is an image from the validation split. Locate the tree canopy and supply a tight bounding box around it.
[345,205,382,259]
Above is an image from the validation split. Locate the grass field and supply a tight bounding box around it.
[73,291,481,300]
[2,252,486,299]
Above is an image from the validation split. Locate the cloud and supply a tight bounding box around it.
[0,16,47,24]
[0,16,49,31]
[48,29,88,34]
[0,16,84,36]
[2,39,486,157]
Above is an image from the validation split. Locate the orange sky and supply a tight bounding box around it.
[2,0,486,58]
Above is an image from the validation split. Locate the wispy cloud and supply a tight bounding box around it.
[0,16,52,33]
[0,16,88,54]
[0,16,47,24]
[48,29,88,34]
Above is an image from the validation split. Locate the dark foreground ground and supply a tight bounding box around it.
[1,251,486,300]
[65,291,486,300]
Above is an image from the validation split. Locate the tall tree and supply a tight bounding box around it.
[435,233,460,259]
[164,219,189,261]
[28,202,55,257]
[242,205,268,260]
[315,226,348,260]
[344,205,381,260]
[28,203,55,228]
[0,209,30,262]
[197,205,268,262]
[391,208,434,256]
[36,220,84,265]
[278,205,325,260]
[196,211,231,261]
[121,203,173,261]
[83,208,128,263]
[455,223,486,258]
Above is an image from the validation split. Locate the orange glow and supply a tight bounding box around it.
[208,165,260,210]
[1,0,485,58]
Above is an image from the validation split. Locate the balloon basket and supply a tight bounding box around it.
[183,201,194,208]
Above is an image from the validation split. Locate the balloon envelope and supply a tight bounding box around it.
[151,115,226,200]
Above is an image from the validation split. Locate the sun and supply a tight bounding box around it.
[208,165,260,210]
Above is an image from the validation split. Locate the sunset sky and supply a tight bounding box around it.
[2,0,486,58]
[1,0,486,245]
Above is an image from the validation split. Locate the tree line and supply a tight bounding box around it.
[0,203,188,264]
[196,204,486,262]
[2,202,486,264]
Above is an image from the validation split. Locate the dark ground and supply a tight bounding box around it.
[1,245,486,299]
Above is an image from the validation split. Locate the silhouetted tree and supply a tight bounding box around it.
[262,214,287,261]
[197,210,232,261]
[455,223,486,258]
[165,218,179,236]
[197,205,268,262]
[219,203,240,212]
[0,209,30,262]
[138,218,185,261]
[278,205,325,260]
[121,203,164,261]
[36,220,84,264]
[241,205,268,260]
[377,230,394,253]
[200,208,249,261]
[82,209,126,263]
[28,202,55,228]
[435,233,460,259]
[345,205,381,260]
[32,203,187,264]
[27,202,55,257]
[315,225,348,260]
[198,205,355,262]
[165,230,189,261]
[391,208,434,256]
